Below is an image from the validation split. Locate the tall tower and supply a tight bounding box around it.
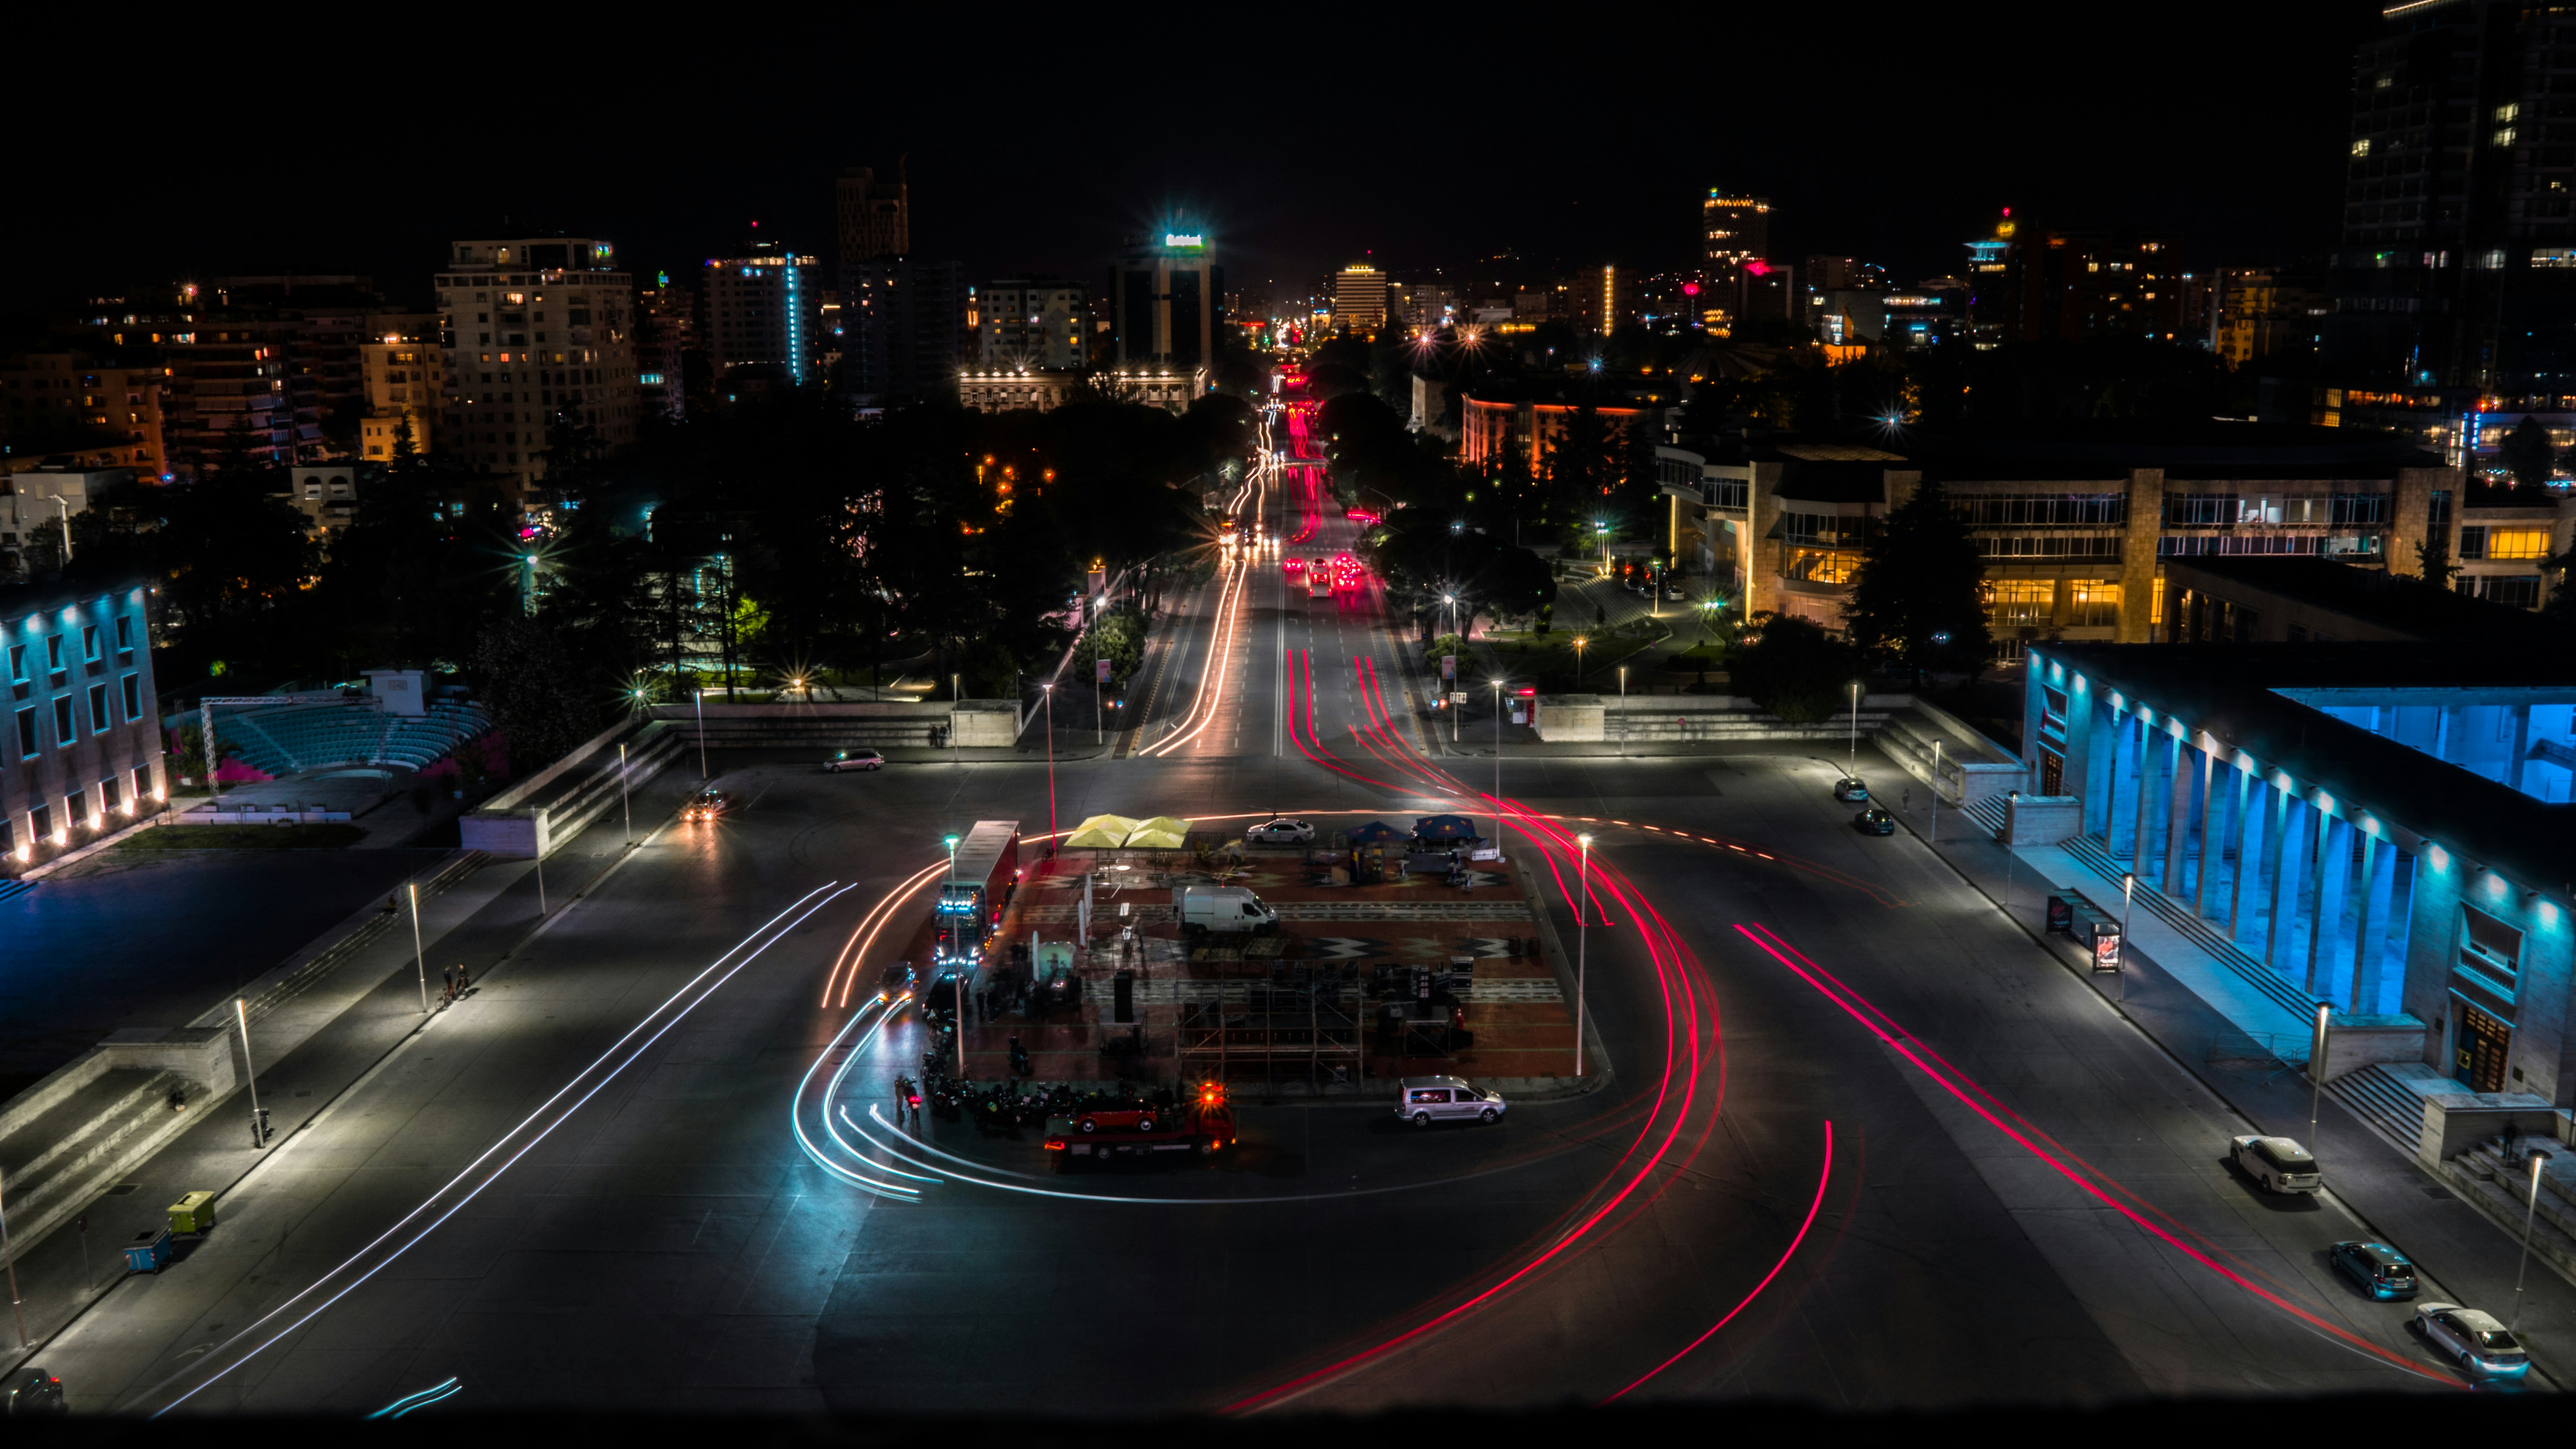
[837,164,910,268]
[1701,192,1771,274]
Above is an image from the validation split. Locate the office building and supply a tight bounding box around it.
[1,577,165,872]
[1460,378,1662,476]
[703,243,820,385]
[2017,637,2576,1107]
[0,354,168,475]
[959,370,1087,413]
[357,327,440,461]
[1656,423,2516,652]
[837,165,910,270]
[1110,233,1223,385]
[1701,192,1771,275]
[634,282,695,421]
[2214,267,2328,369]
[1567,266,1632,338]
[433,236,641,493]
[1880,284,1968,350]
[977,279,1088,370]
[845,257,968,406]
[1964,213,2196,344]
[1332,264,1389,332]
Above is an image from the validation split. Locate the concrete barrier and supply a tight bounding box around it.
[1532,695,1604,742]
[2318,1016,2427,1082]
[2416,1089,2557,1170]
[2004,794,2083,845]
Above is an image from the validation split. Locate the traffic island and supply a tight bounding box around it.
[931,828,1587,1098]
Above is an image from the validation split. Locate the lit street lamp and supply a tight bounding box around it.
[1041,683,1057,847]
[1491,678,1507,861]
[1576,834,1593,1077]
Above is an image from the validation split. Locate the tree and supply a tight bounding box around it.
[471,616,599,769]
[2498,415,2558,491]
[1844,476,1990,682]
[1730,615,1859,722]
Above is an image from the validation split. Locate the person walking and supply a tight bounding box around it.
[441,965,455,1003]
[456,963,471,994]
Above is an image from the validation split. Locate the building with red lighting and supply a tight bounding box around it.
[1459,380,1659,476]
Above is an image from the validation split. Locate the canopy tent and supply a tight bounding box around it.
[1124,815,1191,850]
[1414,815,1479,843]
[1346,821,1406,845]
[1063,813,1139,849]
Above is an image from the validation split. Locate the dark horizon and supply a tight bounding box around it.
[8,6,2374,319]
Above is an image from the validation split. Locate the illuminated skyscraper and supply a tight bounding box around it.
[837,165,910,270]
[1331,264,1388,331]
[1111,232,1223,377]
[1701,193,1771,274]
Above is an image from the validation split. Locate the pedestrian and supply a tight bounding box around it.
[1902,786,1913,812]
[443,965,455,995]
[456,963,471,994]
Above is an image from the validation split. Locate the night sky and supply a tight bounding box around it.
[10,6,2374,318]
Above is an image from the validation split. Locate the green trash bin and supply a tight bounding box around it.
[166,1191,216,1235]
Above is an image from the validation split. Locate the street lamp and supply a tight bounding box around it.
[619,742,632,849]
[1576,834,1593,1078]
[2120,871,2136,1003]
[1847,681,1861,772]
[2003,789,2019,912]
[2311,1002,2331,1147]
[945,833,964,1082]
[1573,635,1588,685]
[1041,683,1057,848]
[1491,678,1507,861]
[1617,664,1627,759]
[2515,1145,2547,1328]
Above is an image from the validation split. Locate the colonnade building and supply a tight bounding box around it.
[2023,640,2576,1102]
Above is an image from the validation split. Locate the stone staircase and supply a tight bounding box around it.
[2327,1062,2436,1149]
[0,1067,217,1254]
[2053,832,2326,1023]
[2445,1135,2576,1276]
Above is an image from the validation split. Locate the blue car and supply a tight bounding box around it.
[2330,1240,2418,1300]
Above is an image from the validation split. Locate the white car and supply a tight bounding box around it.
[1245,818,1314,844]
[1397,1076,1506,1127]
[2230,1134,2322,1194]
[2413,1302,2532,1379]
[824,749,884,773]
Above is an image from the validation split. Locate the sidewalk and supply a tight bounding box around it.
[0,764,708,1375]
[1874,755,2576,1381]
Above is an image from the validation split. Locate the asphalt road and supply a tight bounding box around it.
[23,406,2555,1413]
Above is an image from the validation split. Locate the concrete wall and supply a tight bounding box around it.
[2417,1090,2557,1170]
[97,1026,237,1094]
[2005,794,2083,846]
[950,699,1023,746]
[2318,1017,2427,1082]
[1534,695,1604,742]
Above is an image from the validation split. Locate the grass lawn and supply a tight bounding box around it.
[122,824,365,851]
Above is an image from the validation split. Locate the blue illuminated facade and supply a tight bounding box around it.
[2026,641,2576,1102]
[1,579,165,872]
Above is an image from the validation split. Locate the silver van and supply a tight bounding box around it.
[1397,1076,1506,1127]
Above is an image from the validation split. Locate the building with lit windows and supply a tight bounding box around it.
[1962,212,2199,345]
[845,257,968,406]
[2018,637,2576,1110]
[1458,380,1661,476]
[0,354,168,475]
[1331,264,1388,332]
[1,577,164,873]
[1657,423,2527,649]
[1111,233,1222,381]
[702,243,820,385]
[1568,266,1631,338]
[357,332,440,461]
[977,279,1088,370]
[434,237,641,496]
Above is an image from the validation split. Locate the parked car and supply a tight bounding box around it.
[2330,1240,2419,1300]
[1397,1076,1507,1127]
[1833,776,1869,802]
[1854,806,1896,836]
[3,1367,64,1416]
[1246,818,1314,844]
[2413,1303,2532,1379]
[683,788,732,822]
[825,749,885,773]
[876,959,916,1003]
[2231,1134,2323,1193]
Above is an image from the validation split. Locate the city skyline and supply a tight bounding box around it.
[3,7,2371,319]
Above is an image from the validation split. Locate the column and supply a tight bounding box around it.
[2305,813,2355,1001]
[2436,705,2466,764]
[2162,738,2195,896]
[2264,787,2314,976]
[2194,748,2227,919]
[2227,769,2267,948]
[2508,704,2533,795]
[2352,833,2399,1015]
[2106,712,2141,856]
[2130,717,2166,867]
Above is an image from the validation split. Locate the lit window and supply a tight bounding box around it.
[2488,527,2550,560]
[2351,139,2372,158]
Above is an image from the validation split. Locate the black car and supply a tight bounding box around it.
[4,1367,64,1416]
[876,959,917,1003]
[1854,806,1896,836]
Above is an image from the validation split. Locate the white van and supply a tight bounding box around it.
[1173,885,1279,936]
[1397,1076,1507,1126]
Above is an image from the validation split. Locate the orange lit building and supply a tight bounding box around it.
[1460,384,1658,475]
[0,354,168,475]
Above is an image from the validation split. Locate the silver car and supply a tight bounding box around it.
[2413,1302,2532,1379]
[1397,1075,1506,1127]
[2231,1134,2322,1193]
[824,749,884,773]
[1246,818,1314,844]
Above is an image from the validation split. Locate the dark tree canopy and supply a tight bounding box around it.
[1843,476,1991,681]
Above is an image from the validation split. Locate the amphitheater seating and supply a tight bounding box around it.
[217,700,492,778]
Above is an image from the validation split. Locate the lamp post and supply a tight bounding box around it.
[945,833,964,1082]
[2003,790,2020,914]
[235,997,266,1150]
[694,688,707,779]
[1573,635,1588,686]
[1848,681,1861,773]
[1929,738,1943,842]
[1446,595,1460,744]
[2120,871,2136,1004]
[619,742,632,849]
[2514,1146,2546,1329]
[1042,684,1057,848]
[1491,678,1506,861]
[1617,665,1627,759]
[1576,834,1593,1078]
[409,882,428,1014]
[0,1165,21,1349]
[2310,1002,2331,1146]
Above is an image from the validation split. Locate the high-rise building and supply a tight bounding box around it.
[1804,257,1887,292]
[433,236,641,494]
[357,327,441,461]
[837,165,910,270]
[1331,264,1388,331]
[846,258,967,406]
[634,281,696,421]
[1568,265,1633,337]
[1962,213,2191,344]
[702,242,820,385]
[1702,193,1771,274]
[1110,233,1223,382]
[0,352,168,475]
[2214,268,2327,370]
[976,279,1088,369]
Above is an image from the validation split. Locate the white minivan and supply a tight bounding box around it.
[1397,1076,1507,1127]
[1173,885,1279,936]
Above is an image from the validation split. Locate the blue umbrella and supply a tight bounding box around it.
[1346,821,1406,844]
[1414,815,1478,843]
